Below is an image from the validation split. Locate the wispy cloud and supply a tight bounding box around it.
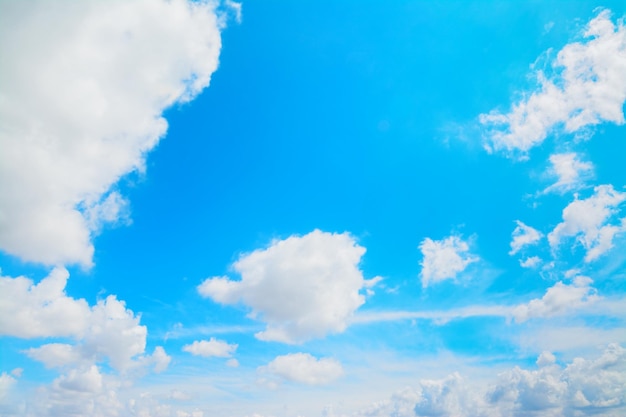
[480,10,626,154]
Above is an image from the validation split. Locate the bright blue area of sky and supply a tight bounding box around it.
[2,0,626,395]
[77,0,626,348]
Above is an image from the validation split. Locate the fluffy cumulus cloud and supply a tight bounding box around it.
[489,344,626,416]
[198,230,375,344]
[509,221,543,255]
[512,276,599,323]
[357,345,626,417]
[182,338,237,358]
[480,10,626,153]
[359,373,487,417]
[0,267,90,338]
[0,0,224,267]
[1,268,169,374]
[548,185,626,262]
[419,235,478,287]
[544,153,594,194]
[259,353,344,386]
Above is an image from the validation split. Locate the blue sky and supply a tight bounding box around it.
[1,1,625,416]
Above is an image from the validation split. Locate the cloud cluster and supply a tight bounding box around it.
[419,235,478,287]
[198,230,376,344]
[548,185,626,262]
[358,345,626,417]
[480,10,626,153]
[259,353,344,386]
[512,276,599,323]
[0,268,90,338]
[1,268,169,373]
[0,0,224,267]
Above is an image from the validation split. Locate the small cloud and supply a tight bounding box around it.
[419,234,478,287]
[258,353,343,386]
[512,276,599,322]
[519,256,542,268]
[169,389,192,401]
[182,338,237,358]
[536,351,556,367]
[543,153,593,194]
[510,221,543,255]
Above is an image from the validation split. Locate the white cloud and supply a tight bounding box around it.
[489,344,626,415]
[149,346,172,374]
[31,365,124,417]
[1,268,171,374]
[0,373,16,401]
[545,153,594,194]
[509,221,543,255]
[512,276,599,323]
[182,338,237,358]
[259,353,344,386]
[0,0,224,267]
[23,295,152,372]
[359,373,487,417]
[419,235,478,287]
[548,184,626,262]
[357,345,626,417]
[198,230,372,344]
[520,256,542,268]
[26,343,83,369]
[0,267,90,338]
[480,10,626,153]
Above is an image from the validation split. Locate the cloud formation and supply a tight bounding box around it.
[512,276,599,323]
[358,345,626,417]
[548,185,626,262]
[544,153,594,194]
[1,268,169,373]
[509,221,543,255]
[198,230,374,344]
[0,268,90,338]
[0,0,224,267]
[259,353,344,386]
[182,338,238,358]
[419,235,478,287]
[480,10,626,153]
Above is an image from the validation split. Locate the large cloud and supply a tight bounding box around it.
[0,0,224,267]
[480,10,626,153]
[357,345,626,417]
[198,230,376,344]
